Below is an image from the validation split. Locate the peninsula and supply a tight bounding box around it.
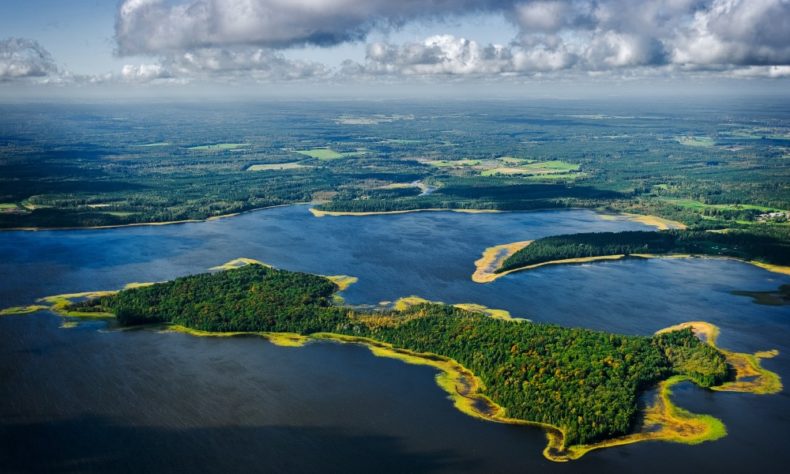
[474,229,790,282]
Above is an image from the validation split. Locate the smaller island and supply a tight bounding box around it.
[474,229,790,282]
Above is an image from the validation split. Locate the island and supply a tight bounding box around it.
[474,229,790,283]
[5,260,778,462]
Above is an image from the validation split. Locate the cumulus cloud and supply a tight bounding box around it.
[514,1,594,33]
[364,36,514,76]
[166,48,329,80]
[115,0,509,55]
[729,65,790,78]
[121,63,172,82]
[671,0,790,65]
[354,32,667,77]
[113,0,790,81]
[0,38,58,81]
[117,48,330,84]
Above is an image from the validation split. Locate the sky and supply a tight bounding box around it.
[1,0,789,99]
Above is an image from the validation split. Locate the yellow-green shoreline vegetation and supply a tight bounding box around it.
[490,230,790,278]
[0,280,160,321]
[599,212,687,230]
[390,296,524,321]
[53,262,773,461]
[0,305,48,316]
[325,275,358,291]
[166,324,311,348]
[210,257,271,271]
[472,240,533,283]
[657,322,782,395]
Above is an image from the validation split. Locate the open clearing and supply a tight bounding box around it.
[295,148,365,160]
[676,136,715,147]
[662,198,785,213]
[247,162,308,171]
[188,143,248,151]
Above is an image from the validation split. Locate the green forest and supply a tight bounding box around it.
[74,264,730,447]
[1,101,788,230]
[499,228,790,273]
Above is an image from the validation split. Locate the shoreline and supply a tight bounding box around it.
[1,260,782,461]
[309,207,501,217]
[4,294,772,461]
[144,322,768,462]
[599,212,687,230]
[473,251,790,283]
[472,240,533,283]
[1,200,686,236]
[0,202,308,232]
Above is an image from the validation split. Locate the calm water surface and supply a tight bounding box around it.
[1,206,788,473]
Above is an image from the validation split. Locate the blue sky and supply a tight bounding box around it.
[0,1,121,73]
[1,1,788,97]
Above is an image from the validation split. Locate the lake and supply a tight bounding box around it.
[1,205,788,473]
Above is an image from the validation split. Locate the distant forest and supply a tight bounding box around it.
[1,102,788,232]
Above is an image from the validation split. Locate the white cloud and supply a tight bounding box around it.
[672,0,790,65]
[0,38,58,81]
[514,1,593,33]
[114,0,508,55]
[729,65,790,78]
[113,0,790,81]
[166,48,329,80]
[364,36,516,76]
[121,63,172,82]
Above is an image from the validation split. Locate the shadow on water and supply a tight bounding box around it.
[0,416,475,474]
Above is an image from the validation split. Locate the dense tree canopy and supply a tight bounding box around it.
[76,264,730,446]
[499,229,790,273]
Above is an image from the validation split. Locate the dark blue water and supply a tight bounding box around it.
[1,206,788,473]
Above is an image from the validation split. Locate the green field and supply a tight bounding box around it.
[515,160,581,175]
[676,136,715,147]
[498,156,534,164]
[426,159,482,167]
[247,162,308,171]
[295,148,365,160]
[188,143,248,151]
[480,167,533,176]
[663,198,784,213]
[521,172,587,182]
[0,203,18,210]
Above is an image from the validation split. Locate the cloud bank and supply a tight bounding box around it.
[5,0,790,87]
[108,0,790,82]
[0,38,58,81]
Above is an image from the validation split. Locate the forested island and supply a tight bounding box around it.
[52,262,779,460]
[494,229,790,276]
